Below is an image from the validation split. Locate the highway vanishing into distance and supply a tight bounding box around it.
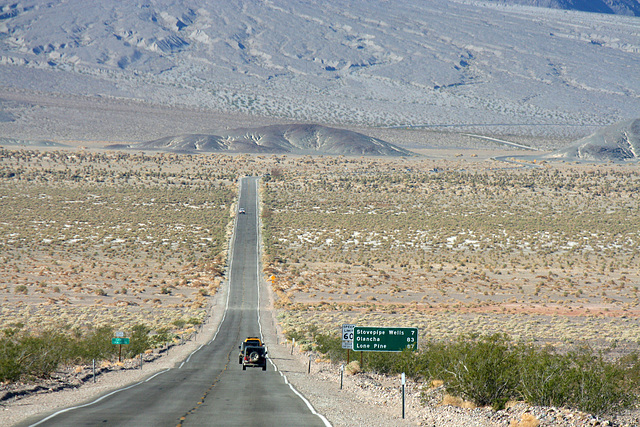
[22,177,329,427]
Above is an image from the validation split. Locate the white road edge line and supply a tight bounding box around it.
[253,177,332,427]
[28,369,171,427]
[30,177,330,427]
[180,182,235,367]
[29,181,240,426]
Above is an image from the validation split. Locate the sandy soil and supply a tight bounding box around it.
[0,260,411,427]
[1,146,639,426]
[0,281,229,426]
[1,227,638,427]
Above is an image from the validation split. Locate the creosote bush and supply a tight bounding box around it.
[0,324,159,382]
[313,332,639,415]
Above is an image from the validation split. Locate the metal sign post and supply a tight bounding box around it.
[112,337,130,362]
[342,324,355,367]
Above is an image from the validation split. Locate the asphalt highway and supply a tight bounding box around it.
[22,176,328,427]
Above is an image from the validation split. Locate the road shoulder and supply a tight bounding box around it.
[0,283,230,427]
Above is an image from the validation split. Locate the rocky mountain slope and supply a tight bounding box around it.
[109,124,414,156]
[546,118,640,161]
[0,0,639,140]
[485,0,640,16]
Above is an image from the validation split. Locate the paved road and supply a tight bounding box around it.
[22,176,327,427]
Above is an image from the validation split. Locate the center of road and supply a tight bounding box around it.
[25,176,330,427]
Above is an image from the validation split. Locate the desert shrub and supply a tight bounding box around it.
[314,333,348,361]
[18,331,72,378]
[313,332,638,415]
[0,327,120,381]
[433,337,637,413]
[0,339,22,381]
[0,330,72,380]
[345,360,361,375]
[434,334,518,409]
[367,348,426,378]
[561,347,634,415]
[284,328,308,344]
[619,352,640,391]
[517,344,574,408]
[172,319,187,328]
[517,344,635,414]
[186,317,202,325]
[150,327,173,346]
[125,324,151,357]
[71,326,116,361]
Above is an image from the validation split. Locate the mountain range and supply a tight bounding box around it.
[0,0,639,142]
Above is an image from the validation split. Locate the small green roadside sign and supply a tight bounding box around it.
[353,326,418,352]
[112,337,130,345]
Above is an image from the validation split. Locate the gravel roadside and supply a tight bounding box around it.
[0,284,229,426]
[259,278,640,427]
[2,267,639,426]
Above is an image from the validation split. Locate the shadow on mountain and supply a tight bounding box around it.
[486,0,640,16]
[108,124,415,156]
[0,111,14,123]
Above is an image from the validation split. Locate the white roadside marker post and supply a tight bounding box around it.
[401,372,406,419]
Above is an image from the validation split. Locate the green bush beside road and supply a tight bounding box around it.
[313,331,638,415]
[0,324,159,382]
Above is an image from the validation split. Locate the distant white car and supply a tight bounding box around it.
[238,207,246,214]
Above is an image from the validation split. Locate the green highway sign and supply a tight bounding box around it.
[112,337,130,345]
[353,326,418,352]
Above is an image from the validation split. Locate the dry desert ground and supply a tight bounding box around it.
[1,144,640,426]
[2,146,639,355]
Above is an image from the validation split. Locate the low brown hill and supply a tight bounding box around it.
[108,124,414,157]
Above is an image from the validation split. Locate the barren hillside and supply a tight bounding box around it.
[0,0,639,142]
